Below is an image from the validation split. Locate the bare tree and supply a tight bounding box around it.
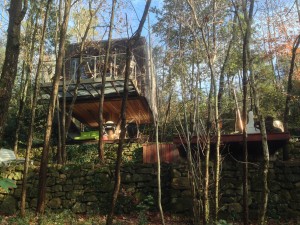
[98,0,116,162]
[106,1,152,224]
[63,0,104,164]
[20,0,52,217]
[149,14,165,224]
[241,0,255,224]
[283,35,300,130]
[37,0,72,214]
[13,2,40,155]
[186,0,236,222]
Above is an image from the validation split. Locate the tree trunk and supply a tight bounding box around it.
[56,97,63,164]
[105,2,151,224]
[64,0,103,163]
[155,121,165,225]
[177,16,202,225]
[150,15,165,223]
[203,102,212,225]
[241,0,255,224]
[283,35,300,130]
[13,4,39,155]
[106,44,131,225]
[20,0,52,217]
[13,61,26,155]
[0,0,28,141]
[282,36,300,163]
[61,65,67,164]
[36,0,71,214]
[259,116,269,225]
[98,0,116,162]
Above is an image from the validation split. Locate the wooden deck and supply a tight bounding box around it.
[40,78,154,126]
[173,132,291,145]
[174,132,290,160]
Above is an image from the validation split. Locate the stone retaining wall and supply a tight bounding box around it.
[0,163,172,215]
[0,142,299,220]
[170,160,300,220]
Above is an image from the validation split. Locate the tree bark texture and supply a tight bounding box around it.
[105,1,152,224]
[98,0,116,162]
[283,35,300,130]
[106,43,132,225]
[13,3,39,155]
[20,0,52,217]
[259,116,269,225]
[0,0,28,141]
[37,0,71,214]
[65,0,103,134]
[241,0,255,224]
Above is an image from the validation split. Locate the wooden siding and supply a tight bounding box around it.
[70,97,152,127]
[142,143,180,164]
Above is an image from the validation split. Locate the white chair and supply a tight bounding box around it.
[0,148,26,166]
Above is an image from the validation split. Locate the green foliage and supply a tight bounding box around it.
[0,176,17,192]
[136,194,154,212]
[66,143,144,165]
[217,219,233,225]
[3,102,47,147]
[66,144,98,164]
[136,195,154,225]
[0,210,107,225]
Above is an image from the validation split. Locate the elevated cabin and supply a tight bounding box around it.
[40,37,157,140]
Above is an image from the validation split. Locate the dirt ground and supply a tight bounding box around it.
[98,213,300,225]
[111,213,300,225]
[1,212,299,224]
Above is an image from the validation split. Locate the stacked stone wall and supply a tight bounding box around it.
[0,142,299,220]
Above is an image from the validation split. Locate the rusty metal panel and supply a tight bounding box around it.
[142,143,179,164]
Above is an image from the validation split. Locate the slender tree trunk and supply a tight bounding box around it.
[20,0,52,217]
[149,14,165,223]
[204,94,212,225]
[177,18,201,225]
[98,0,116,162]
[106,2,151,224]
[241,1,255,224]
[64,0,103,159]
[13,4,39,155]
[106,44,132,225]
[56,97,63,164]
[296,0,300,22]
[283,35,300,161]
[61,65,66,164]
[0,0,28,141]
[37,0,71,214]
[13,61,26,155]
[283,35,300,130]
[186,2,218,222]
[248,44,270,225]
[242,57,249,225]
[155,121,165,225]
[52,0,62,164]
[259,116,269,225]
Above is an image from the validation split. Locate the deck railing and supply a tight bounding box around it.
[41,53,138,84]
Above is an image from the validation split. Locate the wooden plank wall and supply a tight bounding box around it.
[142,143,180,163]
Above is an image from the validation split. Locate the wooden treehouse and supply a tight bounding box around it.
[40,37,157,141]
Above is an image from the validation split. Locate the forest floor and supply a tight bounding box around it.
[0,211,300,225]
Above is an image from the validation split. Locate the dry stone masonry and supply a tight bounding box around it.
[0,142,300,220]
